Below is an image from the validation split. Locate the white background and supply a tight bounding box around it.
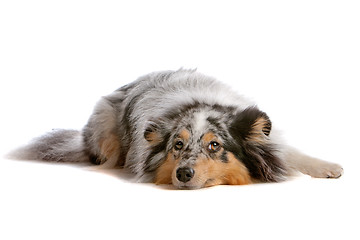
[0,1,359,239]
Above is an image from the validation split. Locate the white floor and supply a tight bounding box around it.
[0,156,357,240]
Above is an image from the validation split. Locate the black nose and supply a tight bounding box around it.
[176,167,195,183]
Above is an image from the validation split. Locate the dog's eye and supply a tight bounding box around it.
[174,140,184,150]
[208,141,221,152]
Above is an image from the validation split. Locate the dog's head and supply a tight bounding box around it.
[144,104,286,189]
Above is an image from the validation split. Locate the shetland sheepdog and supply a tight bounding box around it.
[10,69,343,189]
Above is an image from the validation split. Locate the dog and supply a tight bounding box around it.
[10,69,343,189]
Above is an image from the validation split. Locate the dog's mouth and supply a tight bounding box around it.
[174,183,203,190]
[172,178,202,190]
[177,185,199,190]
[172,178,216,190]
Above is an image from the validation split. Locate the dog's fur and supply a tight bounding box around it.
[10,69,343,189]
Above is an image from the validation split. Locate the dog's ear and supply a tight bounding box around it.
[228,107,286,182]
[144,121,164,145]
[229,106,271,143]
[143,120,171,173]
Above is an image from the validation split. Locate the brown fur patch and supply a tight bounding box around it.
[194,152,252,187]
[178,129,190,141]
[144,131,162,145]
[98,134,122,165]
[202,132,217,143]
[248,117,270,143]
[222,153,252,185]
[155,153,178,185]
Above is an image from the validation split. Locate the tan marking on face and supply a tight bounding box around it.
[98,134,122,165]
[202,132,217,144]
[155,153,179,185]
[222,152,252,185]
[178,129,190,141]
[193,152,252,188]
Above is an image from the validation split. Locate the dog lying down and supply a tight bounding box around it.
[10,69,343,189]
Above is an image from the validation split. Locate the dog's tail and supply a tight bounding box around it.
[7,129,90,163]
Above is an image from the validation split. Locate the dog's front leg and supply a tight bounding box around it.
[283,146,343,179]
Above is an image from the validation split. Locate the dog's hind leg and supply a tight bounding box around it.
[83,96,123,168]
[284,147,344,178]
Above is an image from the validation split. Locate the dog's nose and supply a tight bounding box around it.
[176,167,195,183]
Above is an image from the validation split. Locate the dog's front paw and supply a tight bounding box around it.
[325,163,344,178]
[308,162,344,179]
